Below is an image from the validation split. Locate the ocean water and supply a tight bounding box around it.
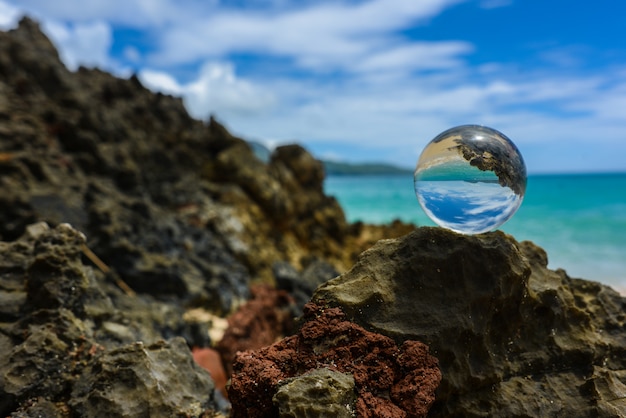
[324,172,626,290]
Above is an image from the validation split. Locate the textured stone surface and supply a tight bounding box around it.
[0,17,251,314]
[228,302,441,418]
[70,338,214,418]
[0,18,413,304]
[5,15,626,417]
[313,227,626,417]
[0,224,218,416]
[273,368,357,418]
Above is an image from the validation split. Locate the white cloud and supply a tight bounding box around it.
[42,20,113,70]
[123,46,141,63]
[149,0,465,71]
[139,61,276,120]
[5,0,199,27]
[357,42,473,73]
[139,69,183,95]
[565,80,626,121]
[0,1,20,29]
[185,62,276,118]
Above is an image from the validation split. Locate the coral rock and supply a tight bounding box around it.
[272,368,357,418]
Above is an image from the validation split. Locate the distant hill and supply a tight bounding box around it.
[246,140,412,175]
[322,160,412,176]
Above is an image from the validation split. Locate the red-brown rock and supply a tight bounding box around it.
[216,284,295,376]
[192,347,227,399]
[357,392,407,418]
[228,302,441,418]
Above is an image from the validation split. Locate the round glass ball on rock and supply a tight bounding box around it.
[414,125,527,235]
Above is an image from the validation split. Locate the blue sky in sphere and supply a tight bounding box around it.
[1,0,625,173]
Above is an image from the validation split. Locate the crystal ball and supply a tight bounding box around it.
[414,125,527,234]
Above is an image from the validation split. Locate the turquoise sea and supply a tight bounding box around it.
[325,172,626,291]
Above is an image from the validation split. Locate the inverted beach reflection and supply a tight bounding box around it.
[417,180,521,234]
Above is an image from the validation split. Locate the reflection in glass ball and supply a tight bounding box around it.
[414,125,527,235]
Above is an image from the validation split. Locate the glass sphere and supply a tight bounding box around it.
[414,125,526,234]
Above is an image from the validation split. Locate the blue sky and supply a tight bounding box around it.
[1,0,625,173]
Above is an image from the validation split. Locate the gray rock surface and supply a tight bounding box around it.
[70,338,214,418]
[0,16,252,314]
[0,223,217,416]
[273,368,357,418]
[274,258,339,316]
[313,227,626,417]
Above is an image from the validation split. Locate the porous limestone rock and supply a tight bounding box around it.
[313,227,626,417]
[272,368,357,418]
[0,17,438,418]
[0,223,218,416]
[70,338,214,418]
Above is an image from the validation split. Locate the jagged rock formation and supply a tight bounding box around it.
[313,227,626,417]
[0,17,417,417]
[0,17,375,314]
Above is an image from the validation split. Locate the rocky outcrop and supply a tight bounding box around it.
[4,16,625,418]
[70,338,214,417]
[273,259,340,316]
[313,227,626,417]
[0,223,219,417]
[228,302,442,418]
[0,17,365,313]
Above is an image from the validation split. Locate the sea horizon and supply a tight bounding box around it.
[325,171,626,293]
